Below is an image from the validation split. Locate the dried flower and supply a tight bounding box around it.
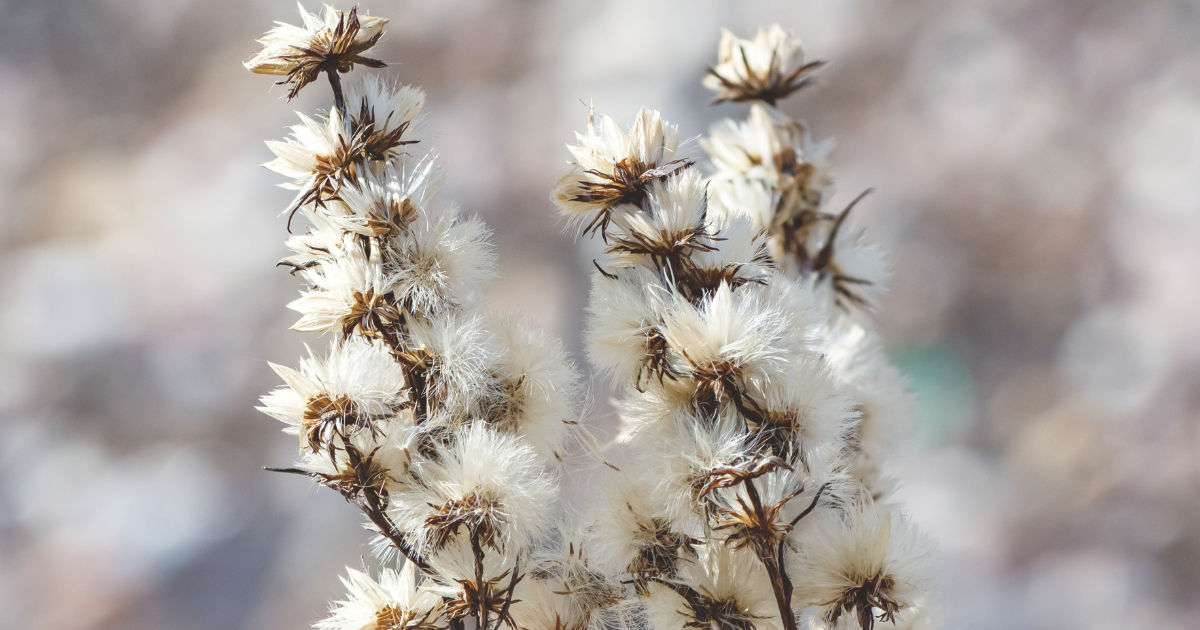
[245,3,387,100]
[702,25,824,105]
[317,563,443,630]
[388,423,556,554]
[246,8,939,630]
[789,504,936,630]
[552,108,692,236]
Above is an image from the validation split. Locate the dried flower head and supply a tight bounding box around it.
[245,3,387,100]
[789,504,935,630]
[645,545,780,630]
[265,78,424,218]
[317,563,443,630]
[258,338,408,454]
[702,25,824,105]
[552,108,692,237]
[389,423,556,554]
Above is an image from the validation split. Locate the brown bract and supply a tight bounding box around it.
[344,288,405,339]
[352,95,420,162]
[675,585,760,630]
[374,604,439,630]
[303,392,371,454]
[424,492,505,551]
[444,567,521,629]
[822,573,901,630]
[628,516,697,594]
[284,111,419,222]
[312,444,391,500]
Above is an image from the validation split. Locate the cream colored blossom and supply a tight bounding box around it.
[316,563,442,630]
[703,24,824,105]
[244,3,387,99]
[552,108,691,236]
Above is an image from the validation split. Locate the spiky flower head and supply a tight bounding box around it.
[244,2,387,99]
[552,108,692,237]
[789,504,935,630]
[316,563,443,630]
[702,25,824,105]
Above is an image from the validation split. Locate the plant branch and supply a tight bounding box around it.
[495,554,521,630]
[471,528,489,630]
[327,69,346,116]
[779,483,828,606]
[742,480,798,630]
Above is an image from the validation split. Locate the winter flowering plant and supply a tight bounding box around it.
[247,5,938,630]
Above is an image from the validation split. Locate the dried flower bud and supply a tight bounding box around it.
[245,3,387,99]
[789,504,936,630]
[317,563,443,630]
[552,108,692,237]
[703,25,824,105]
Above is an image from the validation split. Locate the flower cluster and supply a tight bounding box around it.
[248,6,592,630]
[247,7,939,630]
[553,25,938,630]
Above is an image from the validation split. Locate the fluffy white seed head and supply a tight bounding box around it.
[344,74,425,149]
[552,108,685,232]
[585,266,672,387]
[288,237,392,335]
[258,338,408,452]
[388,423,557,555]
[645,543,780,630]
[658,283,796,388]
[485,315,581,462]
[264,108,350,190]
[385,204,497,318]
[513,532,618,630]
[244,3,387,78]
[402,314,497,421]
[789,503,936,628]
[806,222,890,315]
[588,468,697,584]
[702,25,817,106]
[315,562,443,630]
[332,158,442,239]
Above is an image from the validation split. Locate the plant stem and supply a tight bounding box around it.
[471,529,489,630]
[742,480,798,630]
[345,446,430,572]
[327,69,346,115]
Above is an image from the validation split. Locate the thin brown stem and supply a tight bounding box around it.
[788,483,828,528]
[471,529,489,630]
[742,480,798,630]
[346,446,431,573]
[780,484,828,606]
[327,69,346,115]
[265,458,430,573]
[495,554,521,630]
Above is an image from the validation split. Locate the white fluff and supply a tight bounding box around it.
[789,503,936,621]
[402,314,497,420]
[258,338,408,451]
[552,107,683,224]
[388,423,557,554]
[645,543,780,630]
[485,315,581,462]
[316,562,443,630]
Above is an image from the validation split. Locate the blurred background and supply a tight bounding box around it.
[2,0,1199,628]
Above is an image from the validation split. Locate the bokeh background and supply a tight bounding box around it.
[2,0,1199,628]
